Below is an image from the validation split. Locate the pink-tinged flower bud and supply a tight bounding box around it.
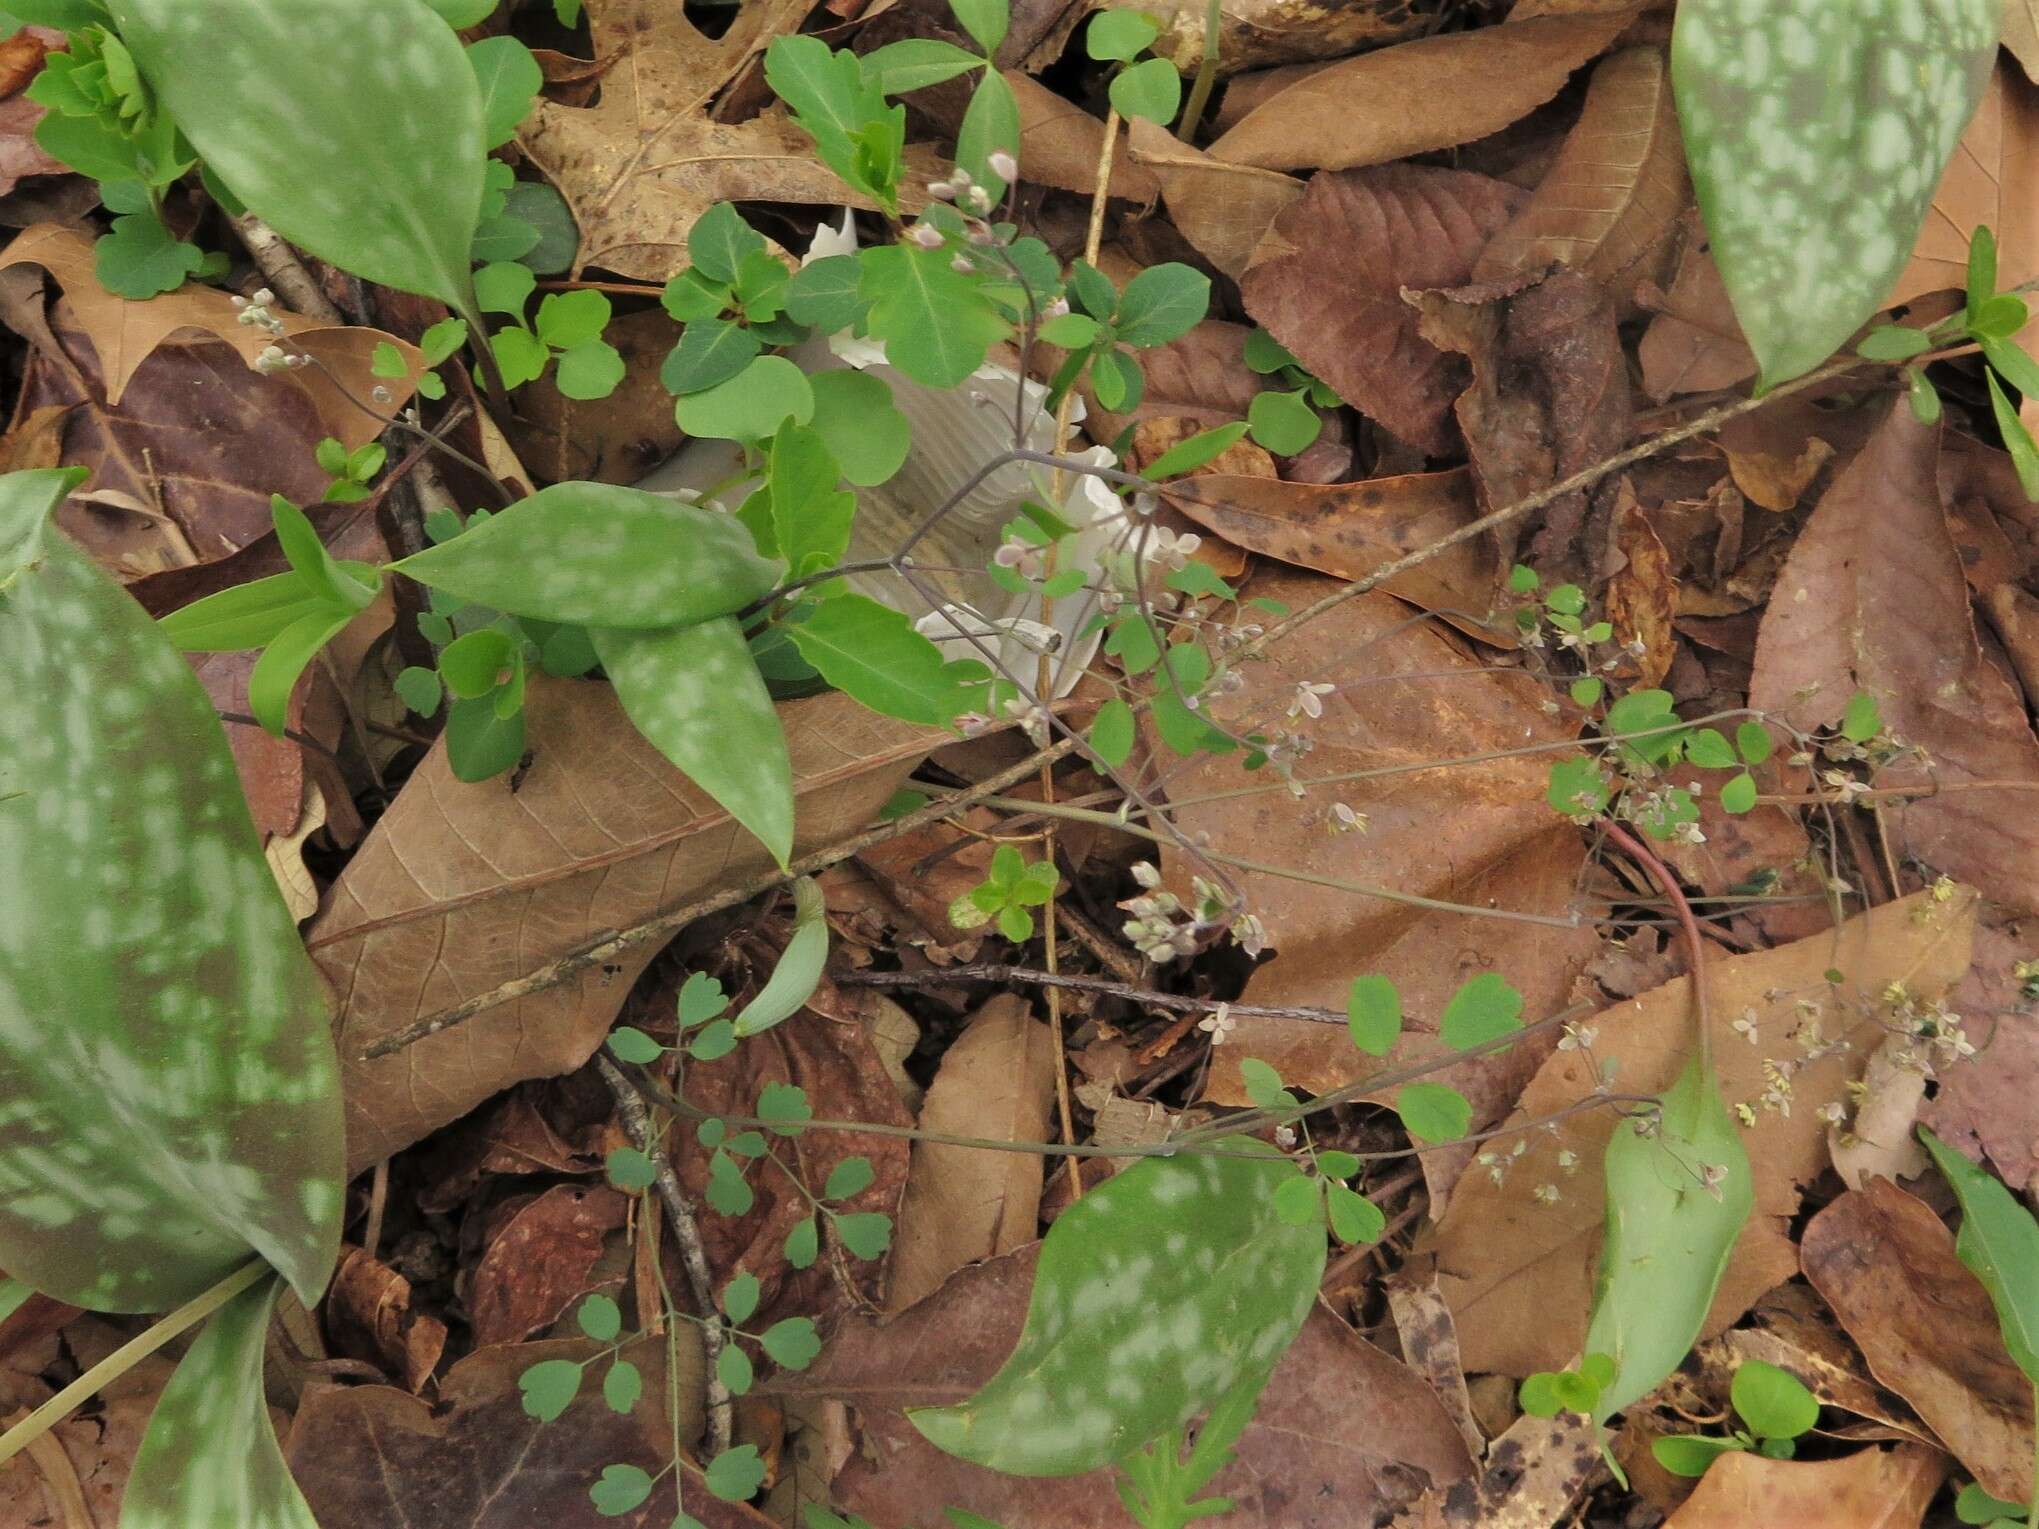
[987,150,1018,182]
[908,223,944,249]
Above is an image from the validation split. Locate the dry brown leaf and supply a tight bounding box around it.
[1434,888,1978,1378]
[1391,1410,1601,1529]
[1606,483,1675,684]
[1241,165,1524,455]
[2008,0,2039,84]
[1829,1035,1929,1189]
[521,0,919,280]
[1387,1275,1486,1461]
[287,1338,735,1529]
[781,1243,1476,1527]
[887,994,1057,1312]
[1802,1178,2030,1504]
[1125,116,1303,278]
[1077,317,1265,443]
[326,1244,449,1393]
[311,676,941,1172]
[1009,71,1158,201]
[469,1184,630,1348]
[1164,567,1596,1204]
[1208,10,1636,173]
[1635,229,1756,402]
[1474,46,1688,292]
[1921,921,2039,1189]
[1160,469,1508,642]
[1124,0,1451,78]
[0,1336,173,1527]
[0,223,420,436]
[1750,404,2039,913]
[1661,1443,1945,1529]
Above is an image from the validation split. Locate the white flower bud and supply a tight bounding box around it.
[987,150,1018,182]
[909,222,944,249]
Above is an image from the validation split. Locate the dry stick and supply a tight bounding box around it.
[835,963,1349,1024]
[229,213,344,323]
[595,1054,733,1458]
[359,737,1079,1060]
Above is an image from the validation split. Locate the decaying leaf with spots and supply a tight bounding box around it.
[0,467,344,1312]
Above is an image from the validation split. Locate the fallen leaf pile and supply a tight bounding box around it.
[13,2,2039,1527]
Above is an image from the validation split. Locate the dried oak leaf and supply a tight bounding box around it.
[887,994,1057,1312]
[775,1243,1475,1528]
[1207,9,1637,173]
[311,677,941,1172]
[1801,1179,2030,1504]
[519,0,913,281]
[1432,888,1977,1380]
[468,1183,631,1348]
[1125,118,1302,279]
[1749,403,2039,913]
[287,1338,759,1529]
[1169,568,1597,1209]
[1659,1444,1945,1529]
[1474,45,1690,295]
[1241,164,1525,456]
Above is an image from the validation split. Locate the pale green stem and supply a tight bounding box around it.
[0,1259,269,1470]
[1175,0,1223,140]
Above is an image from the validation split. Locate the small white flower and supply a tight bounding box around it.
[1198,1003,1235,1044]
[1273,1125,1297,1150]
[928,179,957,200]
[1673,820,1707,845]
[967,185,993,212]
[1532,1183,1561,1205]
[1328,802,1367,835]
[1230,913,1267,958]
[1816,1101,1846,1126]
[254,344,290,374]
[252,287,275,307]
[951,254,974,273]
[1042,296,1070,320]
[908,222,945,249]
[1288,681,1334,720]
[370,384,393,404]
[1731,1011,1760,1046]
[988,150,1018,181]
[1556,1148,1579,1173]
[1557,1022,1597,1052]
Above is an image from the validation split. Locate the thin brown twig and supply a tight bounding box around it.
[834,964,1348,1024]
[594,1054,732,1457]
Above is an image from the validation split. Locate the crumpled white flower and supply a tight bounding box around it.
[636,213,1123,698]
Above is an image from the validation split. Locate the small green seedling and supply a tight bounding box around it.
[1242,329,1343,456]
[314,437,386,504]
[949,843,1060,941]
[1084,7,1179,126]
[1650,1360,1819,1476]
[475,261,624,398]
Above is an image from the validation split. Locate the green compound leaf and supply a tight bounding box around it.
[110,0,486,317]
[1671,0,1998,389]
[909,1138,1325,1477]
[705,1444,768,1503]
[391,481,781,629]
[591,615,795,866]
[0,469,343,1313]
[1921,1128,2039,1384]
[1585,1051,1753,1423]
[517,1357,580,1422]
[589,1462,655,1516]
[122,1273,318,1529]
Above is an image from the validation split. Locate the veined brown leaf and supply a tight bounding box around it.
[310,676,941,1170]
[1475,46,1690,291]
[1125,118,1302,279]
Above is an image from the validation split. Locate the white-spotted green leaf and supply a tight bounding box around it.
[732,878,828,1037]
[1584,1051,1752,1422]
[591,616,795,866]
[121,1272,315,1528]
[390,482,781,629]
[1672,0,1997,389]
[0,469,344,1312]
[909,1138,1325,1476]
[109,0,487,317]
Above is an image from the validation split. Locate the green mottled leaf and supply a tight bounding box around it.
[732,878,827,1037]
[1585,1051,1753,1422]
[592,616,795,865]
[111,0,487,317]
[391,481,780,628]
[1671,0,1997,388]
[909,1139,1324,1476]
[122,1273,318,1528]
[0,469,343,1311]
[1922,1129,2039,1383]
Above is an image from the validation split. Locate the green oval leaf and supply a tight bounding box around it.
[1730,1359,1818,1440]
[1672,0,1997,388]
[1922,1128,2039,1384]
[1395,1083,1471,1145]
[0,469,344,1311]
[675,354,817,441]
[908,1139,1325,1476]
[1108,56,1183,128]
[591,616,795,865]
[111,0,487,316]
[1439,971,1523,1053]
[1346,974,1401,1058]
[787,592,981,726]
[391,482,781,629]
[731,878,828,1037]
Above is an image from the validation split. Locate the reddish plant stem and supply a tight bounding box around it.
[1600,818,1712,1069]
